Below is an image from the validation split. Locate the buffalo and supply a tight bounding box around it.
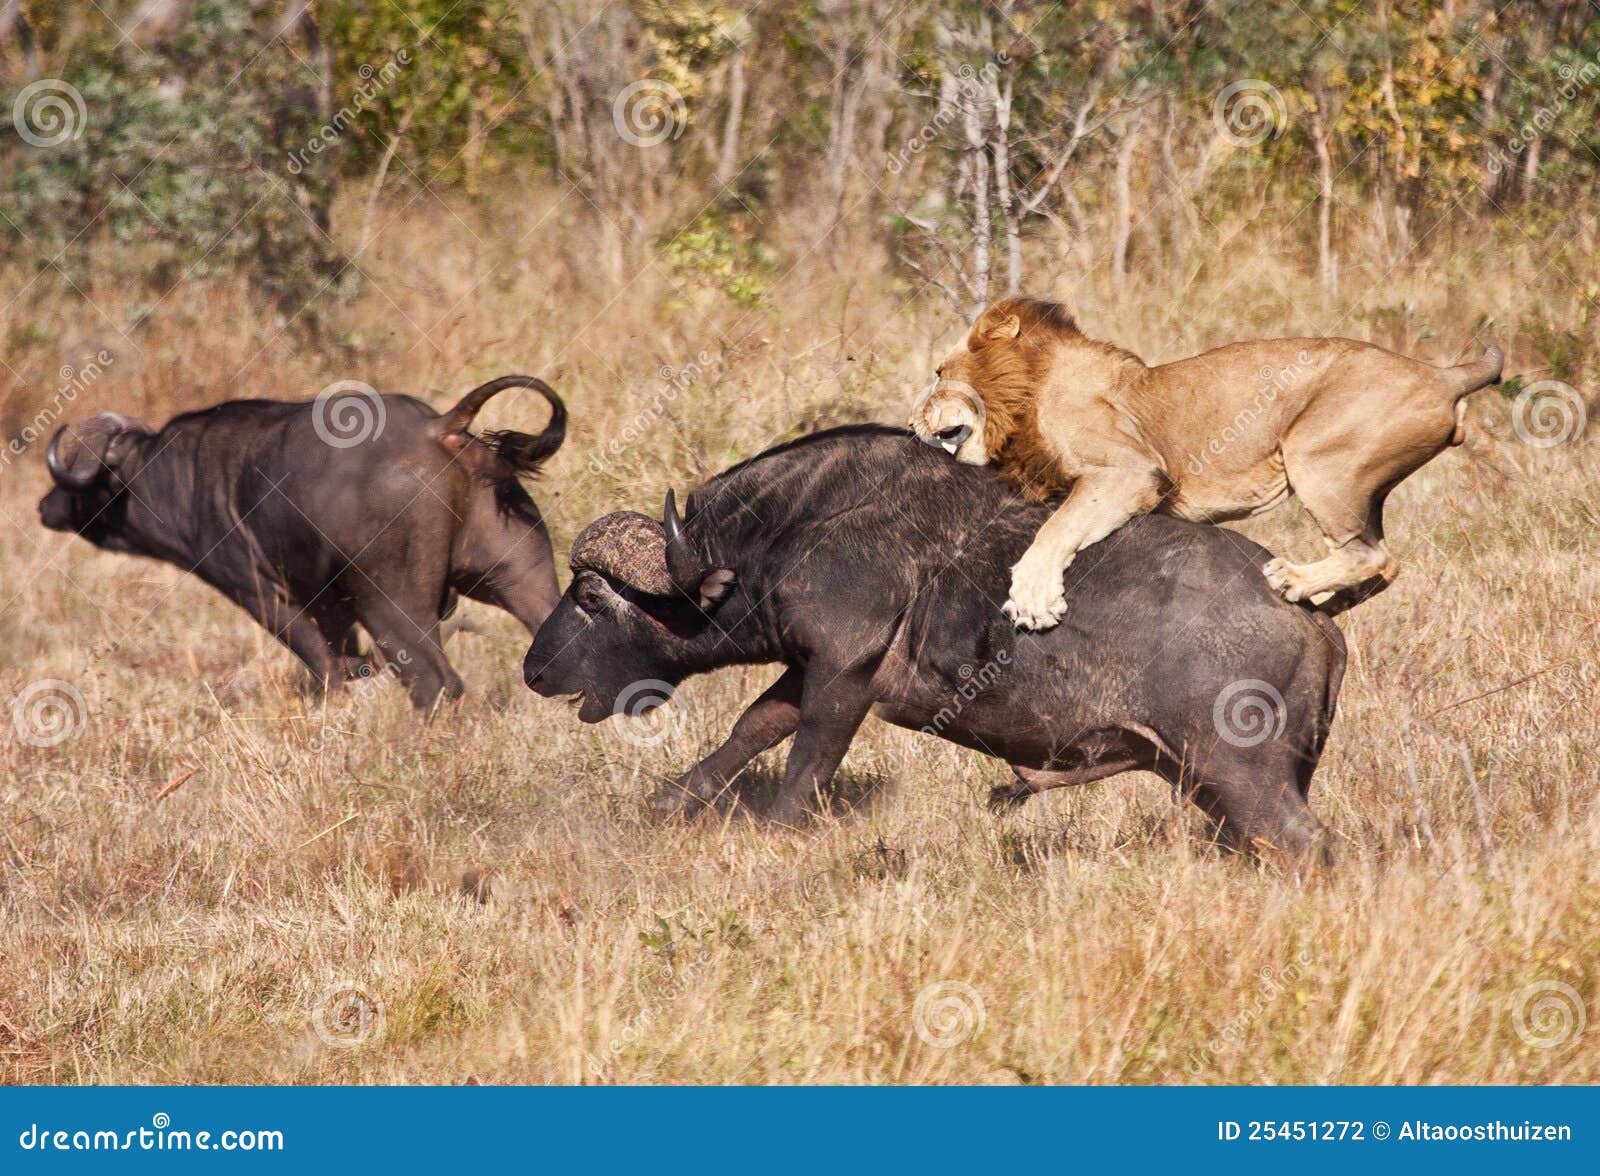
[523,425,1346,865]
[40,375,566,706]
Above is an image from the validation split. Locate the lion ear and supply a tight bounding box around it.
[983,314,1021,343]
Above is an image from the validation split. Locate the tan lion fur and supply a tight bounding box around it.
[910,296,1505,628]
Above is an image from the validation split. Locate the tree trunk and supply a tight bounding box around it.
[1309,93,1337,300]
[714,47,747,191]
[1479,46,1507,203]
[1521,134,1542,199]
[964,86,991,314]
[989,68,1022,296]
[1111,112,1142,292]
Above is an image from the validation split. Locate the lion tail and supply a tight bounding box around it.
[1445,345,1505,397]
[1441,345,1503,445]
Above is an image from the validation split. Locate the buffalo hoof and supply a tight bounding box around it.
[646,777,712,821]
[986,782,1030,813]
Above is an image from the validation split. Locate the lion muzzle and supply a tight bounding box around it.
[922,424,972,455]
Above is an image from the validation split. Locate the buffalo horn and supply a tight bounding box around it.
[661,489,705,594]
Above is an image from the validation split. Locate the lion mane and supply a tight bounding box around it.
[960,297,1139,502]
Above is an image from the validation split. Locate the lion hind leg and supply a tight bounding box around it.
[1263,537,1395,604]
[1267,391,1459,604]
[1266,460,1402,605]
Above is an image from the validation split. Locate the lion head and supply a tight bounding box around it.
[908,297,1081,500]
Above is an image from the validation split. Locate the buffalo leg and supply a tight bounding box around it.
[988,751,1150,811]
[350,579,463,708]
[770,663,877,826]
[211,579,343,690]
[456,565,561,639]
[988,766,1077,812]
[305,597,376,682]
[453,493,562,636]
[1186,777,1331,872]
[650,668,803,817]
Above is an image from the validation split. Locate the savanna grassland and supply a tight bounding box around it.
[2,184,1597,1084]
[3,0,1600,1086]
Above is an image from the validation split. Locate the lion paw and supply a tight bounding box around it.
[1005,556,1069,630]
[1263,557,1316,603]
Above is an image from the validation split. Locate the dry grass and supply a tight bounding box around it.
[1,187,1597,1084]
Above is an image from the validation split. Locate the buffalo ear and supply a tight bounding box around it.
[103,427,147,475]
[692,568,736,610]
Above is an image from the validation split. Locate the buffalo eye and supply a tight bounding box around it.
[574,576,610,613]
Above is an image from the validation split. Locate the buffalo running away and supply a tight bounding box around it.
[523,426,1347,866]
[40,375,567,707]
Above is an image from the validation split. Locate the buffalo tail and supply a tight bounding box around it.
[437,374,567,475]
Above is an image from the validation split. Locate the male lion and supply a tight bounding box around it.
[910,297,1504,629]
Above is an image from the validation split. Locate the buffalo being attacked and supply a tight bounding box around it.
[41,376,566,706]
[523,426,1347,866]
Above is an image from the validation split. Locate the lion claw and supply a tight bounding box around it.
[1003,590,1067,631]
[1006,553,1070,631]
[1263,557,1311,602]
